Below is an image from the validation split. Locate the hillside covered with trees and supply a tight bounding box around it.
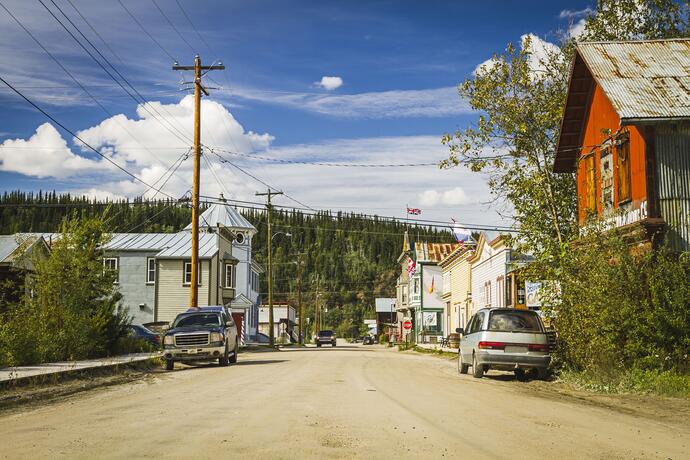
[0,190,455,337]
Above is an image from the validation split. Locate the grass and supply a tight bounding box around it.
[398,343,458,360]
[557,368,690,398]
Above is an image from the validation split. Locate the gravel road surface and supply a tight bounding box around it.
[0,342,688,459]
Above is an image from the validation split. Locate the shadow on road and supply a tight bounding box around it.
[278,346,377,352]
[235,359,287,366]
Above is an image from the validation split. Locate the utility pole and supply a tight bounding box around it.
[256,189,283,346]
[173,55,224,309]
[296,254,303,345]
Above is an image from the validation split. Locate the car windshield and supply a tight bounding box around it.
[488,310,542,333]
[318,330,334,337]
[173,313,221,328]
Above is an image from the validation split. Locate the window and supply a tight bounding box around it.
[616,133,632,204]
[183,262,201,286]
[413,278,420,294]
[600,145,614,211]
[224,263,235,288]
[496,276,504,307]
[103,257,118,283]
[250,270,259,292]
[484,281,492,307]
[506,275,513,306]
[103,257,118,271]
[584,153,597,212]
[146,258,155,284]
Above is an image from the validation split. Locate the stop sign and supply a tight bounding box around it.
[403,320,412,330]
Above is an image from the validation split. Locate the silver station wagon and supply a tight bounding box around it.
[457,308,551,380]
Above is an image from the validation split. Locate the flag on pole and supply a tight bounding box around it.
[407,207,422,215]
[451,219,474,243]
[406,258,416,277]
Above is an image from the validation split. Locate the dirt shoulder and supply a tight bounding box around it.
[405,346,690,428]
[0,359,164,415]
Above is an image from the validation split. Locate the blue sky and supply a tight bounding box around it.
[0,0,590,227]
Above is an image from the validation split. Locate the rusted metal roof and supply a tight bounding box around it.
[578,39,690,121]
[417,242,461,263]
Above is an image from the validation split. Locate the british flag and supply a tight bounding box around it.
[406,207,422,215]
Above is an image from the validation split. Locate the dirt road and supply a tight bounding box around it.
[1,343,688,459]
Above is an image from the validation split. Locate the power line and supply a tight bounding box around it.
[0,1,187,188]
[151,0,197,55]
[40,0,192,145]
[65,0,124,64]
[117,0,176,62]
[0,76,176,199]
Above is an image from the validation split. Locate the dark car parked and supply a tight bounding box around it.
[128,324,161,348]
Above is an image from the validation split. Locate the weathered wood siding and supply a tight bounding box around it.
[156,259,210,323]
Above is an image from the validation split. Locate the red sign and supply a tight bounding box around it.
[402,320,412,330]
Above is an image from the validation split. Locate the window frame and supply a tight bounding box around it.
[183,261,201,286]
[103,257,119,283]
[146,257,156,285]
[224,263,236,289]
[616,133,632,205]
[583,151,597,213]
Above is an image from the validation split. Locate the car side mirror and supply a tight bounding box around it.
[455,328,464,335]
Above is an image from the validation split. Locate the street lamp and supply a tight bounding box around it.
[267,231,292,346]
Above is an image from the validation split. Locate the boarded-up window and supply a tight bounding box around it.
[583,153,596,212]
[616,134,632,204]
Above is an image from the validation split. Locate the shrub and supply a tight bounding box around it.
[543,226,690,379]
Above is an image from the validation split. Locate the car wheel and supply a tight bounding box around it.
[332,342,336,347]
[317,343,321,348]
[219,343,229,367]
[165,359,174,371]
[458,352,469,374]
[472,353,484,379]
[536,368,550,380]
[229,340,238,364]
[515,369,528,382]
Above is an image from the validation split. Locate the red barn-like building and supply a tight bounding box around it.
[555,39,690,251]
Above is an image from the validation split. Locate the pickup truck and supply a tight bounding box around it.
[163,306,239,370]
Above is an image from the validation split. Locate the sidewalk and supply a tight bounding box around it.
[415,343,459,354]
[0,352,160,384]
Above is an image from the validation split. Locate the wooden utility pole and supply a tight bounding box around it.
[256,189,283,346]
[296,254,303,345]
[173,55,224,309]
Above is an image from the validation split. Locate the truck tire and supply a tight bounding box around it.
[165,359,174,371]
[332,342,336,347]
[219,343,229,367]
[229,340,238,364]
[472,353,484,378]
[515,369,528,381]
[317,343,321,348]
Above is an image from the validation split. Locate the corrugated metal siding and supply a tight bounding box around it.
[578,40,690,120]
[656,124,690,251]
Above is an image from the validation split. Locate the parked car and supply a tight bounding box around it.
[163,306,239,370]
[457,308,551,380]
[128,324,161,348]
[315,330,337,347]
[362,335,375,345]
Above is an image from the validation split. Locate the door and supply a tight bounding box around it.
[460,314,476,363]
[231,312,243,346]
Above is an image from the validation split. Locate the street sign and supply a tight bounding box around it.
[403,320,412,330]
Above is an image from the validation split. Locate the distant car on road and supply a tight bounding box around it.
[163,306,239,370]
[457,308,551,381]
[362,335,375,345]
[315,330,337,347]
[128,324,160,348]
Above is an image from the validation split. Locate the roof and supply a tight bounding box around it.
[0,234,44,264]
[184,202,255,233]
[579,39,690,121]
[156,233,218,259]
[104,233,182,251]
[556,39,690,172]
[416,242,462,263]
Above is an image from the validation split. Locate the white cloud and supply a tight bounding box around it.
[316,76,343,91]
[559,8,593,19]
[0,123,105,178]
[418,187,471,207]
[473,34,562,79]
[569,18,587,38]
[229,86,470,118]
